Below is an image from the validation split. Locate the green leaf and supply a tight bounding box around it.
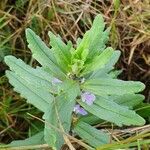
[26,28,66,79]
[9,131,45,147]
[5,71,53,112]
[111,94,144,109]
[78,114,103,125]
[73,31,90,60]
[76,37,82,47]
[71,15,111,76]
[43,94,76,149]
[74,121,110,148]
[48,32,72,72]
[81,47,114,75]
[74,14,108,60]
[108,69,122,78]
[4,56,58,93]
[82,78,145,96]
[5,53,79,149]
[89,50,121,79]
[59,79,80,101]
[136,103,150,118]
[77,96,145,126]
[71,59,85,75]
[87,26,110,59]
[43,80,79,149]
[102,50,121,72]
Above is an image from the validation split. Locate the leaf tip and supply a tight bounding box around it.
[137,116,146,126]
[4,55,14,66]
[137,82,146,92]
[25,28,32,33]
[94,14,103,22]
[48,31,53,36]
[25,28,35,39]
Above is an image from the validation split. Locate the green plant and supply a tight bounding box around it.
[4,15,146,149]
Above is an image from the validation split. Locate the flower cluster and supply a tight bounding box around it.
[74,91,96,115]
[51,78,96,116]
[73,104,88,115]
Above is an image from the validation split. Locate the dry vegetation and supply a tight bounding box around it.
[0,0,150,149]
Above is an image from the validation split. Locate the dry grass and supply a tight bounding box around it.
[0,0,150,148]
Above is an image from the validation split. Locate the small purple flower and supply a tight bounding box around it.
[52,78,62,85]
[81,91,96,105]
[73,104,88,115]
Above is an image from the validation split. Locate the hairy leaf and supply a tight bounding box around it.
[90,50,121,79]
[4,56,58,93]
[78,96,145,126]
[26,28,66,79]
[81,47,114,75]
[6,71,53,112]
[49,32,72,72]
[82,78,145,96]
[74,121,110,148]
[78,114,103,125]
[9,131,44,147]
[59,79,80,101]
[43,80,79,149]
[43,94,76,149]
[111,94,144,109]
[74,15,109,60]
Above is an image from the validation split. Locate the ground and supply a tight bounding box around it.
[0,0,150,149]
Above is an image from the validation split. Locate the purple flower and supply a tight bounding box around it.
[81,91,96,105]
[52,78,62,85]
[73,104,88,115]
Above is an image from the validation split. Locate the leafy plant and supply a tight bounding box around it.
[4,14,146,149]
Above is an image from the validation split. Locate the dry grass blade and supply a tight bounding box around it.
[0,0,149,149]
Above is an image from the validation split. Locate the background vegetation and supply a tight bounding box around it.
[0,0,150,149]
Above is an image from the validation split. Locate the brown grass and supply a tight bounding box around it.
[0,0,150,147]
